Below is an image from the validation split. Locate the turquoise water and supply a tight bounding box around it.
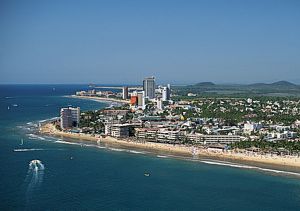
[1,85,300,210]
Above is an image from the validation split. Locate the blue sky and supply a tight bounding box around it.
[0,0,299,84]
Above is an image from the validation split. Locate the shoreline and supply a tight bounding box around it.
[39,123,300,172]
[68,95,130,104]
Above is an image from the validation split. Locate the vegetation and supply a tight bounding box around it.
[230,140,300,154]
[170,96,300,125]
[173,80,300,98]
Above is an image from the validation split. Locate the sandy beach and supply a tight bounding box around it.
[69,95,130,104]
[39,123,300,169]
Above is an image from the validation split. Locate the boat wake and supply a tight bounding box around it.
[14,149,45,152]
[25,160,45,203]
[14,148,64,152]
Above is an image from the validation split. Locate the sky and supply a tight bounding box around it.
[0,0,300,85]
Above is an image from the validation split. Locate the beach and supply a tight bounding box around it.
[40,123,300,169]
[68,95,130,104]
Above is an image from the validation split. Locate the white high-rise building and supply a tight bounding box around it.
[161,84,171,101]
[60,107,80,130]
[143,76,155,99]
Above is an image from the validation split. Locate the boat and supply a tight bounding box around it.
[12,104,18,107]
[144,173,150,177]
[20,139,24,146]
[7,106,10,110]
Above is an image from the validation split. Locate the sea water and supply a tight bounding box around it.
[1,84,300,210]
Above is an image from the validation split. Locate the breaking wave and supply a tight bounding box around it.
[157,155,169,158]
[200,159,300,177]
[27,134,46,140]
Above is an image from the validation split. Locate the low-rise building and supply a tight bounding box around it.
[105,123,131,138]
[202,135,240,145]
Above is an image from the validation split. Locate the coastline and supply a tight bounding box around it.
[68,95,130,104]
[39,123,300,171]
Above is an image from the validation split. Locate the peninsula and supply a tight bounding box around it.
[39,76,300,169]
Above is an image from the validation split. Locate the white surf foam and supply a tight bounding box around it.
[128,150,146,154]
[201,160,300,177]
[157,155,168,158]
[38,117,59,123]
[109,148,126,152]
[26,122,38,127]
[27,134,45,140]
[55,140,81,145]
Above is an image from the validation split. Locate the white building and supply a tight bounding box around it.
[187,93,197,97]
[157,98,163,110]
[60,107,80,130]
[202,135,241,145]
[162,84,171,101]
[243,122,263,133]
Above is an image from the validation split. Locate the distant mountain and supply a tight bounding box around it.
[270,81,297,87]
[247,81,298,89]
[175,80,300,97]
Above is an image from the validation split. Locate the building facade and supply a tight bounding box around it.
[60,107,80,130]
[162,84,171,101]
[143,76,155,99]
[122,86,129,99]
[105,124,130,138]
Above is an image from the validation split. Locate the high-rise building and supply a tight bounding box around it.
[137,91,144,107]
[60,107,80,130]
[143,76,155,99]
[162,84,171,101]
[136,91,146,110]
[122,86,129,99]
[167,84,171,99]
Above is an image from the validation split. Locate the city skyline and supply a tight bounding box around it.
[1,0,300,84]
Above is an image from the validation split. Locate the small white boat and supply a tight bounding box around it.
[12,104,18,107]
[7,106,10,110]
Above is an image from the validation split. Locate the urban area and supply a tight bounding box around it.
[44,76,300,158]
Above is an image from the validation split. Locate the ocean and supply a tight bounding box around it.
[0,84,300,210]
